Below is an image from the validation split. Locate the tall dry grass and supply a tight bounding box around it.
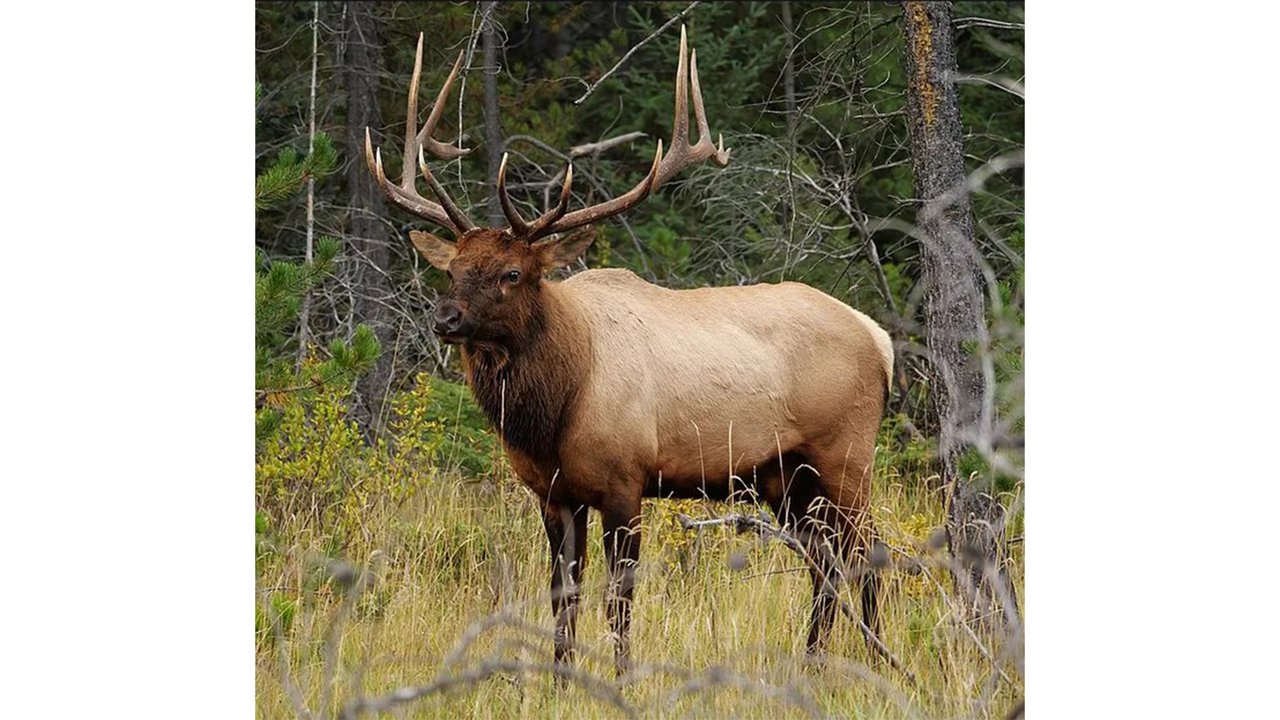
[256,399,1023,719]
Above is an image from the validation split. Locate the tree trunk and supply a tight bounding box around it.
[901,0,1018,628]
[297,1,320,368]
[481,2,504,226]
[780,0,797,136]
[343,1,395,439]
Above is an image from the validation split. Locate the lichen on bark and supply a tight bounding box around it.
[905,1,937,132]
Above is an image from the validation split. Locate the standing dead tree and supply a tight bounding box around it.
[342,1,396,438]
[901,0,1018,628]
[297,1,321,367]
[480,1,505,226]
[780,0,798,137]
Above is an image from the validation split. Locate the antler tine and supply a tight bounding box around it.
[365,129,461,234]
[525,164,573,239]
[498,153,577,242]
[655,25,732,189]
[688,48,731,167]
[541,139,663,236]
[671,25,690,150]
[497,153,533,237]
[420,147,477,232]
[364,36,478,235]
[400,33,424,187]
[417,50,472,161]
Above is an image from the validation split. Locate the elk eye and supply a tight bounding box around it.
[505,269,521,284]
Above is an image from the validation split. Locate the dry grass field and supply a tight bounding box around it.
[255,385,1023,719]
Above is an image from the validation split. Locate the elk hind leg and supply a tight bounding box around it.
[799,494,847,656]
[763,459,841,656]
[811,440,882,650]
[601,498,642,677]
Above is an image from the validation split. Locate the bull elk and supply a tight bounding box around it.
[366,28,894,676]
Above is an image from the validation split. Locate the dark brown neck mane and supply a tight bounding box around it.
[460,283,589,462]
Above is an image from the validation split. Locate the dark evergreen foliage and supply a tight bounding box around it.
[255,80,381,446]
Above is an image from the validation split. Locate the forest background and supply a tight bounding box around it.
[253,2,1025,717]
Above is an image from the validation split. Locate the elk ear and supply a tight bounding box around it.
[533,226,597,271]
[409,230,457,270]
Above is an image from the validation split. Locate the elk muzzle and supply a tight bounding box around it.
[433,299,466,341]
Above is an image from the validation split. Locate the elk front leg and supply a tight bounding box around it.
[601,500,642,677]
[543,502,588,671]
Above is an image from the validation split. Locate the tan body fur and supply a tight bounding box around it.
[454,261,893,673]
[499,268,892,513]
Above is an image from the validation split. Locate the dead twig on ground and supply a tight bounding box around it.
[338,658,637,719]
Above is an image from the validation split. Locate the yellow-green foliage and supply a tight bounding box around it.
[256,392,1024,719]
[256,374,444,545]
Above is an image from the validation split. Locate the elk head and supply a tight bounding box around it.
[365,27,730,346]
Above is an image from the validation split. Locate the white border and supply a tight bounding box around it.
[4,2,1279,716]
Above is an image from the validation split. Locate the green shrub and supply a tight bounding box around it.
[877,412,938,483]
[255,591,296,643]
[255,373,447,544]
[421,376,500,477]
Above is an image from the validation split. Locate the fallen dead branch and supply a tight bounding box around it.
[338,658,637,719]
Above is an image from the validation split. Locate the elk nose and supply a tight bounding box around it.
[433,301,463,335]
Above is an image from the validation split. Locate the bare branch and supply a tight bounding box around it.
[569,131,648,158]
[573,1,700,105]
[339,659,637,719]
[953,16,1024,31]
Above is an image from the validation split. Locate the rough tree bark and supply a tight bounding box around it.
[901,0,1018,628]
[481,2,505,226]
[343,1,395,439]
[780,0,797,136]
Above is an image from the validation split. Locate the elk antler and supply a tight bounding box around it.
[497,25,728,242]
[364,33,476,235]
[497,152,574,239]
[653,24,731,190]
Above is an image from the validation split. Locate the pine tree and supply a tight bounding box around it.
[254,84,380,446]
